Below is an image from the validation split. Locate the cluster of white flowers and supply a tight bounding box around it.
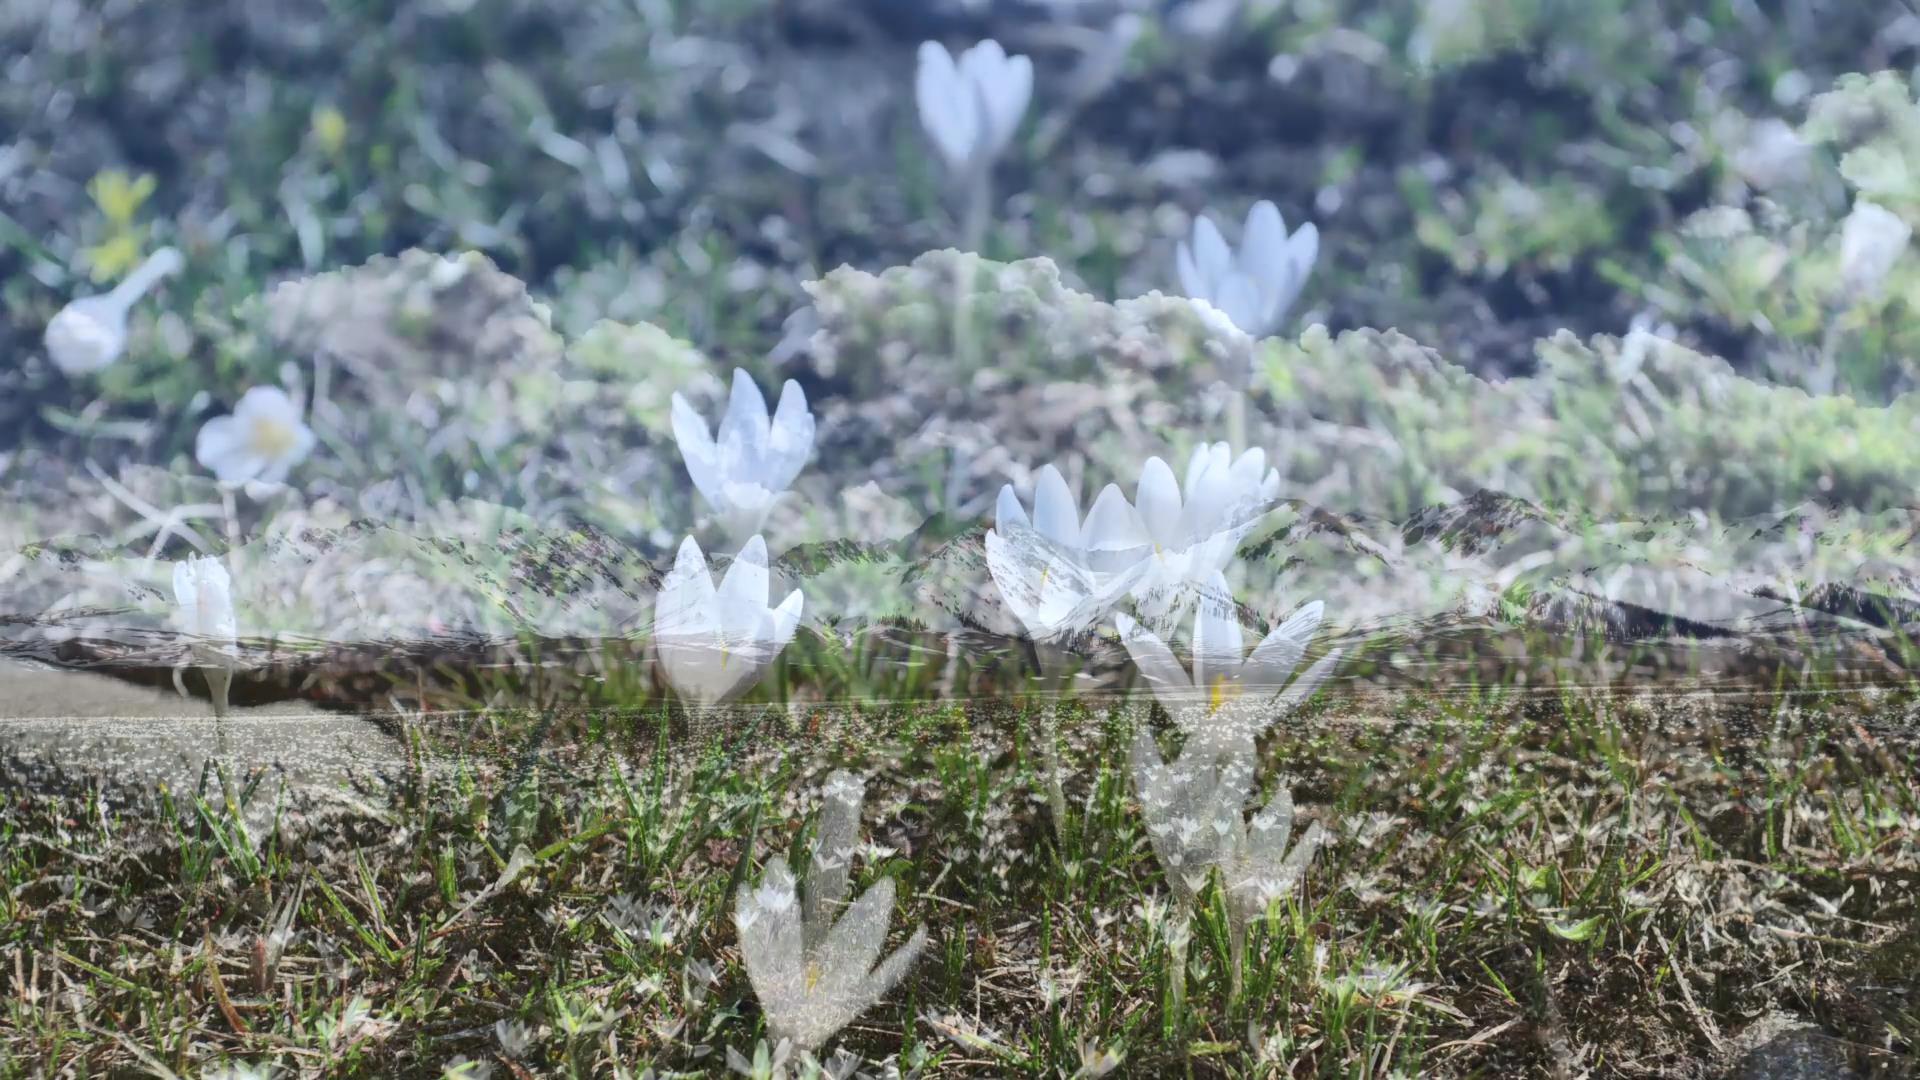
[734,771,928,1055]
[980,439,1337,996]
[657,367,816,707]
[912,35,1318,332]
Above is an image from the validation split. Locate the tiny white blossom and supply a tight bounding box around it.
[194,386,316,489]
[43,246,183,376]
[1176,201,1318,337]
[734,772,929,1054]
[915,39,1033,176]
[653,535,803,706]
[672,368,815,537]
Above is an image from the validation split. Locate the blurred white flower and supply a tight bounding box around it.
[43,246,184,376]
[195,386,316,489]
[672,368,815,537]
[1131,734,1323,988]
[172,554,237,717]
[985,464,1152,642]
[1129,444,1280,625]
[915,39,1033,176]
[653,535,803,706]
[172,553,238,714]
[734,771,928,1053]
[1117,572,1338,752]
[173,555,238,646]
[1176,201,1318,338]
[1839,198,1911,301]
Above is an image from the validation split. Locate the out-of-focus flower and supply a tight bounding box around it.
[173,554,238,717]
[1129,444,1280,625]
[1839,198,1911,300]
[1176,201,1318,338]
[672,368,815,536]
[1117,572,1338,752]
[43,246,183,376]
[653,535,803,706]
[195,387,316,489]
[915,39,1034,176]
[734,771,928,1053]
[1131,734,1324,985]
[985,464,1152,642]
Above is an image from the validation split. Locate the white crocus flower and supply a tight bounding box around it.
[1176,201,1318,338]
[671,368,815,538]
[1130,443,1281,625]
[915,39,1034,177]
[735,771,928,1054]
[1131,733,1324,994]
[653,535,803,706]
[43,247,184,376]
[984,464,1153,643]
[1116,572,1339,754]
[172,554,239,717]
[195,386,317,489]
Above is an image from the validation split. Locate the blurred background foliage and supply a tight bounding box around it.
[1,0,1916,519]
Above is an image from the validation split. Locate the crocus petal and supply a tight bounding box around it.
[1239,200,1289,283]
[979,52,1033,158]
[764,379,815,492]
[1183,443,1216,495]
[194,417,247,478]
[1175,241,1206,301]
[1191,573,1246,693]
[1214,272,1265,337]
[671,392,725,504]
[1117,612,1197,712]
[807,875,899,1014]
[984,527,1043,634]
[718,369,773,468]
[1135,457,1184,550]
[1031,465,1081,549]
[234,385,298,424]
[716,535,773,636]
[1191,215,1232,286]
[1244,599,1321,689]
[1274,649,1341,712]
[916,41,976,168]
[656,536,719,639]
[1081,483,1151,575]
[994,483,1030,531]
[736,857,805,1020]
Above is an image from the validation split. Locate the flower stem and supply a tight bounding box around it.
[1039,702,1071,850]
[1226,387,1248,455]
[960,163,992,255]
[1168,919,1190,1023]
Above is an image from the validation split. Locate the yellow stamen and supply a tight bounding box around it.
[1209,674,1235,714]
[248,416,298,459]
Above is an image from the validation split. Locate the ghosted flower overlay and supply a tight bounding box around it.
[653,534,804,706]
[734,771,928,1053]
